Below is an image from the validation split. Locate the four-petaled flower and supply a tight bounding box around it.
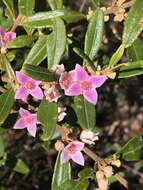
[0,27,16,46]
[61,141,85,166]
[15,71,44,102]
[59,64,107,105]
[13,108,38,137]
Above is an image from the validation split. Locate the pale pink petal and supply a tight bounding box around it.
[89,75,107,88]
[3,32,16,43]
[19,108,30,117]
[74,64,88,81]
[72,151,84,166]
[34,80,42,85]
[13,118,26,129]
[61,149,71,164]
[65,83,81,96]
[15,86,28,101]
[27,124,37,137]
[59,72,73,90]
[16,71,30,84]
[83,90,98,105]
[72,141,84,151]
[30,86,43,99]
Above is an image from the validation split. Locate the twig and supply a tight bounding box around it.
[10,16,24,32]
[80,0,86,12]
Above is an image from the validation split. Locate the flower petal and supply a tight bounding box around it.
[30,87,43,100]
[65,83,81,96]
[3,32,16,43]
[72,151,84,166]
[27,124,37,137]
[83,90,98,105]
[19,108,30,117]
[16,71,30,84]
[61,149,71,164]
[13,118,26,129]
[72,141,84,151]
[74,64,88,81]
[89,75,107,88]
[15,86,28,101]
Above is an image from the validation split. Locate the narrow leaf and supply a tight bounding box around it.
[19,0,35,16]
[3,0,15,18]
[0,136,5,158]
[48,0,63,10]
[14,159,29,174]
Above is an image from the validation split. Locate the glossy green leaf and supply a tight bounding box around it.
[48,0,63,10]
[73,96,97,132]
[52,152,71,190]
[22,64,58,82]
[38,100,58,141]
[19,0,35,16]
[6,35,33,49]
[116,135,143,161]
[23,36,47,65]
[85,8,104,60]
[127,38,143,62]
[122,0,143,47]
[47,18,66,69]
[14,159,30,174]
[118,60,143,78]
[3,0,15,18]
[0,88,15,125]
[109,44,125,67]
[0,136,5,158]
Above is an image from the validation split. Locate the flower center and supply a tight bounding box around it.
[68,144,76,155]
[26,80,36,90]
[81,81,92,91]
[61,73,73,89]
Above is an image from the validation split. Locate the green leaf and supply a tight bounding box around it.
[19,0,35,16]
[22,64,58,82]
[116,135,143,161]
[0,136,5,158]
[14,159,29,174]
[122,0,143,47]
[3,0,15,18]
[109,44,125,67]
[48,0,63,10]
[23,36,47,66]
[127,38,143,62]
[47,18,66,69]
[84,8,104,60]
[118,60,143,78]
[73,96,97,132]
[0,88,15,125]
[52,152,71,190]
[37,100,58,141]
[6,35,33,49]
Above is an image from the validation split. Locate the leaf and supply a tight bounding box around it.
[122,0,143,47]
[23,36,47,66]
[47,18,66,69]
[3,0,15,18]
[0,136,5,158]
[48,0,63,10]
[84,8,104,60]
[22,64,58,82]
[52,152,71,190]
[0,88,15,125]
[116,135,143,161]
[19,0,35,16]
[73,96,97,132]
[6,35,33,49]
[109,44,125,67]
[14,159,29,174]
[37,100,58,141]
[118,60,143,78]
[127,38,143,62]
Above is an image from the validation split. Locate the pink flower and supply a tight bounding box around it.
[13,108,37,137]
[61,141,85,166]
[59,64,107,105]
[0,27,16,46]
[15,71,44,101]
[44,85,61,102]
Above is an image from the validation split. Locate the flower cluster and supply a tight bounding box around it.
[0,27,16,47]
[59,64,107,105]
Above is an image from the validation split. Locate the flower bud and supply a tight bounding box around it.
[55,140,65,151]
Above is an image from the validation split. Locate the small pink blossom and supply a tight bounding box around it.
[59,64,107,105]
[0,27,16,46]
[44,85,61,102]
[52,64,65,75]
[15,71,44,101]
[13,108,37,137]
[61,141,85,166]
